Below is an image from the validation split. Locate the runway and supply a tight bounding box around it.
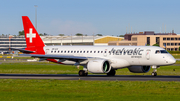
[0,74,180,81]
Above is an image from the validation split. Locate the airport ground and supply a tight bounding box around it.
[0,55,179,100]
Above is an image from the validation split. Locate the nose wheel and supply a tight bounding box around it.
[151,72,157,76]
[151,66,159,76]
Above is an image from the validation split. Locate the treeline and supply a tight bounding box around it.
[18,30,104,36]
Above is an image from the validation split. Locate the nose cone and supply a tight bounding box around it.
[167,55,176,64]
[169,58,176,64]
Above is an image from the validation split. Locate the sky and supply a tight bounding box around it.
[1,0,180,36]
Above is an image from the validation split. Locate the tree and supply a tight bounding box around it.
[96,34,102,36]
[59,34,64,36]
[39,33,43,36]
[19,30,24,36]
[44,33,48,36]
[153,44,159,47]
[179,47,180,51]
[76,33,83,36]
[119,35,124,37]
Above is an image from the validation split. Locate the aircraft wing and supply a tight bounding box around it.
[20,54,93,60]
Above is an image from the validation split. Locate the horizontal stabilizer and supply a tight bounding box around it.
[11,48,35,53]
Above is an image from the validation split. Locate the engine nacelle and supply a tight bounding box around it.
[87,59,111,73]
[128,66,150,73]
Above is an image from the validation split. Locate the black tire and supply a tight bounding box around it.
[85,73,88,76]
[79,70,85,76]
[151,72,157,76]
[154,72,157,76]
[107,69,116,76]
[78,70,88,76]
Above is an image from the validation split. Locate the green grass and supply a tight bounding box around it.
[0,79,179,101]
[0,62,179,76]
[0,60,179,100]
[172,54,180,59]
[0,62,80,74]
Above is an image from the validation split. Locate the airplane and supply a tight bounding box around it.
[16,16,176,76]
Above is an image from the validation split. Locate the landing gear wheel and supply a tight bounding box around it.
[85,73,88,76]
[151,66,159,76]
[151,72,157,76]
[78,70,88,76]
[107,69,116,76]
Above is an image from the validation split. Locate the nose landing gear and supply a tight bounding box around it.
[151,66,159,76]
[151,71,157,76]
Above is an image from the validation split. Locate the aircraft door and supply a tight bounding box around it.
[146,49,151,60]
[45,49,50,54]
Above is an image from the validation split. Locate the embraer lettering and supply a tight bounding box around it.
[110,48,144,55]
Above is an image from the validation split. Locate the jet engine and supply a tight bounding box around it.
[128,66,150,73]
[87,59,111,73]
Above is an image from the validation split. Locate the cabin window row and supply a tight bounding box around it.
[51,50,107,54]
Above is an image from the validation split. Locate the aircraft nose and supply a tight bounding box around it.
[168,58,176,64]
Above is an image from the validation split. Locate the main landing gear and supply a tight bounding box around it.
[78,70,88,76]
[107,69,116,76]
[151,66,159,76]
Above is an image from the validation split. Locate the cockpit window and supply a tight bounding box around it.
[155,50,160,54]
[155,50,168,54]
[160,50,168,53]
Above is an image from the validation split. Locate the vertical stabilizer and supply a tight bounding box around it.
[22,16,45,54]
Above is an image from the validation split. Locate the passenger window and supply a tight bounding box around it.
[80,51,82,53]
[64,51,66,53]
[98,51,100,53]
[90,51,92,53]
[94,51,96,53]
[54,51,56,53]
[105,51,106,53]
[77,51,79,53]
[58,51,59,53]
[61,51,63,53]
[101,51,103,53]
[74,51,76,53]
[84,51,85,53]
[68,51,70,53]
[87,51,89,53]
[51,51,53,53]
[71,51,73,53]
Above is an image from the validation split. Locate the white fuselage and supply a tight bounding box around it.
[44,45,176,69]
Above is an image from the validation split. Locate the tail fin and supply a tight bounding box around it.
[22,16,45,54]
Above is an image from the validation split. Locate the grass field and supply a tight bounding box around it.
[172,54,180,59]
[0,62,179,76]
[0,79,180,101]
[0,58,179,100]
